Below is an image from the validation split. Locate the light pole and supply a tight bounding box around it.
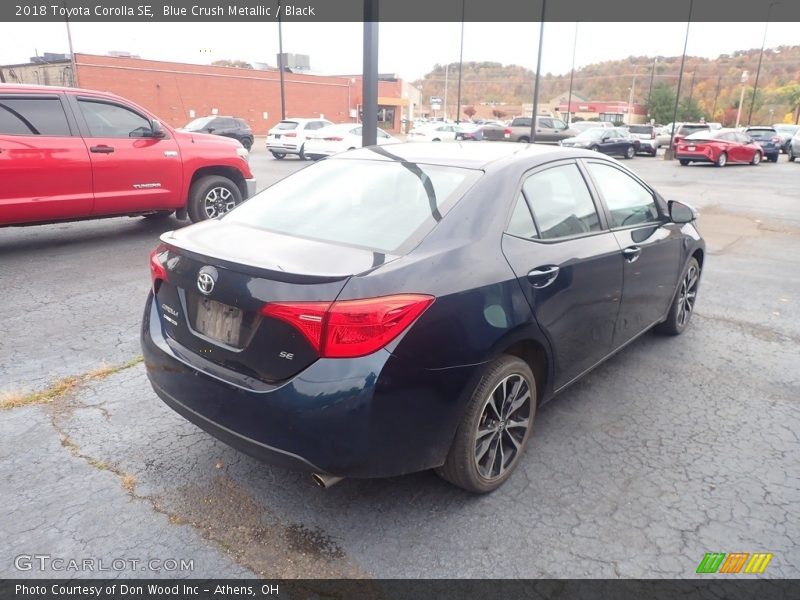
[666,0,693,160]
[565,21,578,126]
[443,64,449,121]
[277,2,286,120]
[735,70,749,129]
[530,0,546,143]
[747,1,780,126]
[455,0,466,124]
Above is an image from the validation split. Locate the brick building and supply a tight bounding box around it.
[1,53,410,134]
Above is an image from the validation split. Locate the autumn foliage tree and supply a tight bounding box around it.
[463,105,477,120]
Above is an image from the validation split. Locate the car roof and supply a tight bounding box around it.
[317,123,360,131]
[331,141,598,170]
[281,117,330,123]
[0,82,124,101]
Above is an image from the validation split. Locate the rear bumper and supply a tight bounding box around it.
[675,152,713,163]
[141,293,478,478]
[267,141,301,154]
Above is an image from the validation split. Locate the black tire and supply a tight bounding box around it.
[271,151,286,160]
[789,149,796,162]
[241,138,253,151]
[656,257,701,336]
[624,145,635,159]
[651,148,658,157]
[715,152,727,167]
[590,145,600,152]
[298,144,307,160]
[187,175,243,223]
[769,155,778,163]
[432,138,441,142]
[436,355,537,494]
[518,137,530,144]
[679,159,690,166]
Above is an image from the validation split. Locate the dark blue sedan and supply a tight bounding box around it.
[142,143,704,493]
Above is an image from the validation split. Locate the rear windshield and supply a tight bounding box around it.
[224,159,481,253]
[746,129,775,139]
[511,118,531,127]
[680,125,708,135]
[275,121,298,130]
[183,116,216,131]
[628,125,653,134]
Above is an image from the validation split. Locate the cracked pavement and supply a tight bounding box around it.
[1,149,798,578]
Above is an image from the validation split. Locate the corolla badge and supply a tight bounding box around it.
[197,266,218,295]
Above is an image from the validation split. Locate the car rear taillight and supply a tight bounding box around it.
[651,130,656,139]
[149,242,170,291]
[261,294,435,358]
[324,136,344,141]
[772,136,781,143]
[284,132,297,137]
[503,128,512,138]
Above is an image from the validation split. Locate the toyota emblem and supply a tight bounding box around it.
[197,268,217,295]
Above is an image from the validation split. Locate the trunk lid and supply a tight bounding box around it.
[154,221,398,383]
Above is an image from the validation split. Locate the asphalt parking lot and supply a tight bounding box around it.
[1,144,799,578]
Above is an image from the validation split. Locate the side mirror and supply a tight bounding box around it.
[601,136,611,142]
[150,119,166,138]
[206,127,215,133]
[669,200,697,224]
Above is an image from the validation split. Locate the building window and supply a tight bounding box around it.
[377,106,395,129]
[600,113,623,123]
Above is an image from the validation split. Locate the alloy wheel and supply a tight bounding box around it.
[474,373,532,481]
[203,186,236,218]
[677,263,700,328]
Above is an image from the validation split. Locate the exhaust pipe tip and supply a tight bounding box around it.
[312,473,344,489]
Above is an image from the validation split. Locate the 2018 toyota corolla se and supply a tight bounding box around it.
[142,143,704,493]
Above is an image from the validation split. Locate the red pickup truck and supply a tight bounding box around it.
[0,84,256,226]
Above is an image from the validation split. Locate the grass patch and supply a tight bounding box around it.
[0,356,143,410]
[121,474,137,493]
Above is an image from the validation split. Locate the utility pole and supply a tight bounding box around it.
[735,71,749,129]
[688,70,697,103]
[443,64,449,121]
[747,1,779,126]
[646,56,657,116]
[62,0,78,86]
[530,0,546,143]
[710,74,722,122]
[627,64,640,125]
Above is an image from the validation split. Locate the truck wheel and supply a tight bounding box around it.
[188,175,242,222]
[518,137,530,144]
[271,151,286,160]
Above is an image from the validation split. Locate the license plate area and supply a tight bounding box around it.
[194,297,244,347]
[688,145,696,151]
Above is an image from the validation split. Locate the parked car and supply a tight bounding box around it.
[304,124,400,159]
[454,123,484,141]
[0,84,255,226]
[180,116,253,150]
[744,126,782,162]
[407,123,459,142]
[675,129,763,167]
[266,118,332,160]
[143,142,704,493]
[569,121,614,135]
[672,122,711,146]
[789,129,800,162]
[560,127,638,159]
[627,124,661,156]
[773,124,799,154]
[482,116,576,144]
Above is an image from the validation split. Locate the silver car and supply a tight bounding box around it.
[789,129,800,162]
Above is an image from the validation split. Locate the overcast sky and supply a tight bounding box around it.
[1,21,798,80]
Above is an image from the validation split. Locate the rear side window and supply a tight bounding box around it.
[506,194,538,239]
[586,162,659,228]
[78,99,152,138]
[224,159,481,253]
[629,125,652,134]
[0,96,71,136]
[523,164,601,240]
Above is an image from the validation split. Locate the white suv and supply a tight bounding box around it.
[267,118,332,160]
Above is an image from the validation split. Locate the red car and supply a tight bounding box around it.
[1,84,256,226]
[675,129,763,167]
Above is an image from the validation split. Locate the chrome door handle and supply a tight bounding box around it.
[527,265,560,288]
[623,246,642,263]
